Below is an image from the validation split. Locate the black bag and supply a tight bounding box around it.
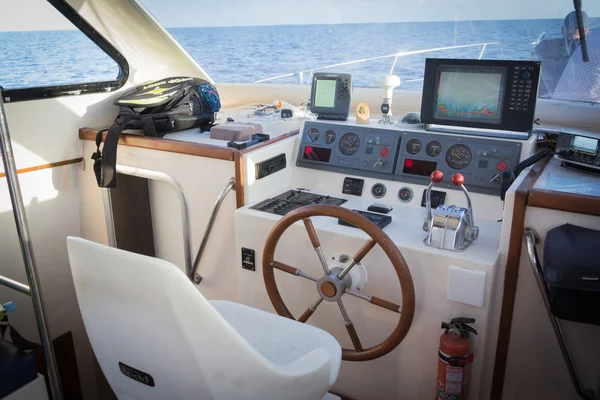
[544,224,600,325]
[92,77,221,187]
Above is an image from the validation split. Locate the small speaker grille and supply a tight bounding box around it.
[557,133,573,148]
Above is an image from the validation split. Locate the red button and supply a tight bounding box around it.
[380,148,389,157]
[497,161,508,172]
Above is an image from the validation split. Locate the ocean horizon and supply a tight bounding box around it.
[1,18,598,91]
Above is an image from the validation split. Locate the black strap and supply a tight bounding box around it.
[1,314,40,352]
[92,110,161,188]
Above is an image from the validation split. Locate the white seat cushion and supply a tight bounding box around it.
[211,300,341,386]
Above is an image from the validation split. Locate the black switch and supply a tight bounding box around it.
[241,248,255,271]
[342,177,364,196]
[421,189,446,208]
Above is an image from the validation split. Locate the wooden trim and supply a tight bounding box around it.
[80,128,299,210]
[79,128,236,161]
[528,189,600,217]
[234,152,245,208]
[0,158,82,178]
[490,156,551,399]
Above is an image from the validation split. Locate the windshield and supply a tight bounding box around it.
[140,0,600,103]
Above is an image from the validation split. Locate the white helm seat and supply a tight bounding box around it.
[66,237,341,400]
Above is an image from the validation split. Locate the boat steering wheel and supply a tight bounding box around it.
[263,205,415,361]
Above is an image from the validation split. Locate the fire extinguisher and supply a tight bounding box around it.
[435,317,478,400]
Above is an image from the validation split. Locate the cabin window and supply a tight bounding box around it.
[0,0,127,102]
[140,0,599,104]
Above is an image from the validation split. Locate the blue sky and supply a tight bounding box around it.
[141,0,599,27]
[1,0,599,31]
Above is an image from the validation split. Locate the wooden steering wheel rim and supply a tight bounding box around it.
[262,204,416,361]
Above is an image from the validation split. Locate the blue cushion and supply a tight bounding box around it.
[0,340,38,397]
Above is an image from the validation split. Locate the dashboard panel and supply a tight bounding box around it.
[296,121,522,195]
[297,121,401,179]
[395,131,522,194]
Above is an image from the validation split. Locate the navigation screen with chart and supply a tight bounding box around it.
[434,66,506,124]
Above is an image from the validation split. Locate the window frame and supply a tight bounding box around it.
[1,0,129,103]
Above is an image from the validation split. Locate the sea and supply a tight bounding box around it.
[1,19,598,91]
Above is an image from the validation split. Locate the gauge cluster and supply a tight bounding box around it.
[394,131,522,194]
[297,121,401,177]
[296,121,522,195]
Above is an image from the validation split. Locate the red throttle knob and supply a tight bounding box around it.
[451,173,465,187]
[430,170,444,184]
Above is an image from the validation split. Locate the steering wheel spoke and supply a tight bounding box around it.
[345,321,363,351]
[298,297,324,323]
[271,261,318,282]
[303,217,331,274]
[345,287,402,314]
[337,238,377,279]
[336,299,363,351]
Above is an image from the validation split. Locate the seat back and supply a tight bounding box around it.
[66,237,274,400]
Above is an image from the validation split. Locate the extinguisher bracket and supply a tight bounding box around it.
[438,350,474,367]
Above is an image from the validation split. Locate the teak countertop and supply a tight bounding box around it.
[79,128,299,161]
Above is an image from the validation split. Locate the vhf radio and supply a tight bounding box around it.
[556,130,600,170]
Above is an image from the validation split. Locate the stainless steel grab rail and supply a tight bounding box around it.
[0,274,31,295]
[0,93,64,399]
[110,165,193,278]
[105,167,235,284]
[191,177,235,284]
[524,227,595,400]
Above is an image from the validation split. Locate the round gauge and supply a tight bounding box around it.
[426,141,442,157]
[307,128,320,142]
[398,187,414,203]
[371,183,387,199]
[406,139,422,155]
[446,144,472,170]
[324,130,337,144]
[339,132,361,156]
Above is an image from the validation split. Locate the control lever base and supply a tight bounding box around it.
[422,172,479,252]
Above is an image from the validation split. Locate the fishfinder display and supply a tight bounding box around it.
[313,79,337,108]
[420,59,540,134]
[310,72,352,121]
[434,67,505,124]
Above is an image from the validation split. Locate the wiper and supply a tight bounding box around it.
[573,0,589,62]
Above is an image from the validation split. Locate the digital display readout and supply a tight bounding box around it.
[434,67,505,124]
[571,136,599,154]
[403,159,438,176]
[303,146,332,163]
[313,79,337,108]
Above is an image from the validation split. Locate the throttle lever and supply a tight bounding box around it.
[451,173,479,242]
[423,171,444,232]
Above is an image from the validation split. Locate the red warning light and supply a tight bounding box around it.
[305,146,313,155]
[404,159,414,168]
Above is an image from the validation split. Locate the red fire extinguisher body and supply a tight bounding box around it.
[435,318,477,400]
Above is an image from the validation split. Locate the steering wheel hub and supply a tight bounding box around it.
[317,268,349,302]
